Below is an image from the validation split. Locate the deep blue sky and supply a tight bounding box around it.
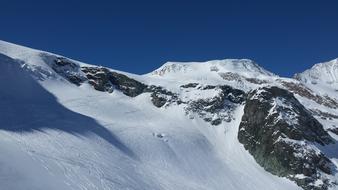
[1,0,338,76]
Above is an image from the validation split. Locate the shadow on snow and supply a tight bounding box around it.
[0,53,138,160]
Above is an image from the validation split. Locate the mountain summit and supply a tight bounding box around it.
[148,59,275,78]
[295,58,338,85]
[0,40,337,190]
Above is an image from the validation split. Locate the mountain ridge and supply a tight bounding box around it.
[294,58,338,84]
[3,39,337,80]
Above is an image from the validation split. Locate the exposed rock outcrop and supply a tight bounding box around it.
[280,80,338,109]
[81,67,147,97]
[184,85,245,125]
[42,55,87,85]
[146,86,180,107]
[238,86,335,190]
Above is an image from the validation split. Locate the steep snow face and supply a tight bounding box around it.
[0,40,50,68]
[295,58,338,85]
[294,58,338,97]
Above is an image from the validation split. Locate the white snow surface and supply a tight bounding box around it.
[144,59,280,93]
[268,97,299,126]
[295,58,338,85]
[148,59,275,78]
[294,58,338,97]
[0,39,336,190]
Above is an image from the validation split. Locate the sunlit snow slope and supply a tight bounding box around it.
[0,40,337,190]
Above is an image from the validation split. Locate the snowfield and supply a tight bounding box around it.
[0,40,337,190]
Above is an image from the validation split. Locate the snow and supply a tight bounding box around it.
[0,40,304,190]
[143,59,279,92]
[295,58,338,85]
[268,97,299,126]
[149,59,275,78]
[294,58,338,98]
[180,86,222,102]
[276,137,322,158]
[292,59,338,181]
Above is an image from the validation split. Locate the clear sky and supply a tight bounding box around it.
[1,0,338,76]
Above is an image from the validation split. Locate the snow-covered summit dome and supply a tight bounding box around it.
[147,59,276,80]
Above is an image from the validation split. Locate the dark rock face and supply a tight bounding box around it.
[47,60,182,106]
[145,83,246,126]
[218,85,246,104]
[244,77,268,84]
[146,86,180,108]
[310,109,338,120]
[81,67,147,97]
[185,85,245,125]
[280,80,338,109]
[42,55,87,85]
[218,72,242,82]
[180,83,199,88]
[329,128,338,135]
[48,60,148,97]
[238,86,335,190]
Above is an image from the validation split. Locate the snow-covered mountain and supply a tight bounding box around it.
[294,58,338,98]
[0,40,337,190]
[295,58,338,85]
[148,59,275,79]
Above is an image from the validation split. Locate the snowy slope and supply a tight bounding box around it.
[144,59,277,92]
[294,58,338,98]
[293,59,338,188]
[148,59,275,79]
[295,58,338,85]
[293,58,338,138]
[0,40,337,190]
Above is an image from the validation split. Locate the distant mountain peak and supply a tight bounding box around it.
[147,59,276,80]
[294,58,338,85]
